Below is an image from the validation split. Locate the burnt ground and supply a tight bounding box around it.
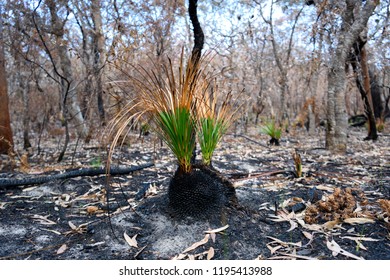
[0,127,389,260]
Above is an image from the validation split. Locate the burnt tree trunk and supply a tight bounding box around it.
[188,0,204,65]
[188,0,204,164]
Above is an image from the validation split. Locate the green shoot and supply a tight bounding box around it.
[292,150,302,178]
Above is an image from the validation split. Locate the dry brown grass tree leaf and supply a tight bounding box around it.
[124,232,138,248]
[182,234,210,254]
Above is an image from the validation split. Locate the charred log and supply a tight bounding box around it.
[0,163,154,188]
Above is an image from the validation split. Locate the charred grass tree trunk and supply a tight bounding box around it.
[168,164,237,220]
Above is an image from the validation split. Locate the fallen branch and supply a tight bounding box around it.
[0,163,154,188]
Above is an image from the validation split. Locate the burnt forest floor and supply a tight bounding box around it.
[0,126,389,260]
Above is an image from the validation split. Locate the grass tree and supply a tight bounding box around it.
[108,53,239,219]
[260,120,282,146]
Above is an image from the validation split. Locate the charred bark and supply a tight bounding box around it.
[188,0,204,65]
[168,164,237,220]
[0,163,154,188]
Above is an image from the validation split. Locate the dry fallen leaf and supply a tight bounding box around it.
[266,236,302,248]
[56,244,67,255]
[326,239,364,260]
[313,184,335,192]
[68,221,77,230]
[287,220,298,232]
[124,232,138,248]
[207,247,215,260]
[20,153,30,172]
[22,186,37,192]
[302,231,313,240]
[204,225,229,234]
[343,218,375,225]
[172,254,187,260]
[302,223,322,231]
[183,234,210,253]
[86,205,99,214]
[32,215,57,225]
[322,220,340,230]
[340,236,380,242]
[210,232,216,243]
[145,184,158,197]
[266,244,282,255]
